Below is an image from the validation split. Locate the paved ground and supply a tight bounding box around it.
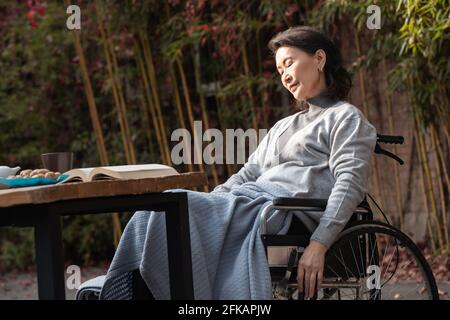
[0,266,449,300]
[0,265,109,300]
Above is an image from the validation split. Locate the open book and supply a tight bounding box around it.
[58,164,179,183]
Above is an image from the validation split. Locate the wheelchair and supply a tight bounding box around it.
[260,134,439,300]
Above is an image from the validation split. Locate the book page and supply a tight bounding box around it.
[60,167,95,183]
[59,164,179,183]
[91,164,178,181]
[95,164,175,173]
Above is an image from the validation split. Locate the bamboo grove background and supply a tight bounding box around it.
[0,0,448,271]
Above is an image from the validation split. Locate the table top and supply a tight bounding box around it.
[0,172,208,208]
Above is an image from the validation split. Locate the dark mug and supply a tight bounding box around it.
[41,152,74,173]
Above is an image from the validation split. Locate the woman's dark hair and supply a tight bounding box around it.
[268,26,352,101]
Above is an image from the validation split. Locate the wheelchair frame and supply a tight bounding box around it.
[259,197,376,295]
[258,134,440,300]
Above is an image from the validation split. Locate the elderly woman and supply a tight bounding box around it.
[97,26,377,300]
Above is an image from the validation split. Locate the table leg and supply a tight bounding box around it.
[164,192,194,299]
[34,212,66,300]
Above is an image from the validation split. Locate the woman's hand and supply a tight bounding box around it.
[297,240,327,298]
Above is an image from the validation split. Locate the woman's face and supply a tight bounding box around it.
[275,46,326,101]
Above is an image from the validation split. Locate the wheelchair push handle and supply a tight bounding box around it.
[374,134,405,165]
[377,134,404,144]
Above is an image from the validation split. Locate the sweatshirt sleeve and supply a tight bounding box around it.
[212,123,278,193]
[309,115,377,249]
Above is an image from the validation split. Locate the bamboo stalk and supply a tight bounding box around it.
[431,126,450,193]
[435,96,450,148]
[437,85,450,138]
[192,46,219,187]
[430,124,449,253]
[136,78,156,161]
[199,20,233,182]
[426,217,437,256]
[169,63,194,173]
[237,38,259,182]
[204,34,233,181]
[135,42,168,165]
[98,22,132,164]
[215,90,234,178]
[69,14,121,247]
[354,30,385,213]
[175,54,209,192]
[138,32,172,165]
[95,0,135,165]
[175,56,196,134]
[255,28,262,75]
[382,58,404,227]
[240,40,259,133]
[414,129,437,255]
[256,29,270,129]
[103,8,136,164]
[161,2,204,191]
[71,33,108,166]
[132,44,156,161]
[414,111,445,254]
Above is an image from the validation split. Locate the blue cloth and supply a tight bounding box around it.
[100,180,302,300]
[0,175,69,188]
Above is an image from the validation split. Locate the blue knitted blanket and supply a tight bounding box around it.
[100,181,299,300]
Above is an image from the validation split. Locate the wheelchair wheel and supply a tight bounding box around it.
[318,221,439,300]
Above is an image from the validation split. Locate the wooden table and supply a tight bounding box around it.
[0,172,208,300]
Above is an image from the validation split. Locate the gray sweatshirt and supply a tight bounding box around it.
[213,96,378,248]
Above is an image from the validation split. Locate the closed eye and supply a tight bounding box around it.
[279,60,293,76]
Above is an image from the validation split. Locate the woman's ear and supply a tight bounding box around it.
[315,49,327,72]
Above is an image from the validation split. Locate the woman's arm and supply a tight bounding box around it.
[309,115,377,248]
[298,114,377,298]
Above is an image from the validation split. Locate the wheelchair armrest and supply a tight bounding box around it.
[260,197,372,235]
[273,197,370,211]
[259,198,328,235]
[273,197,328,209]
